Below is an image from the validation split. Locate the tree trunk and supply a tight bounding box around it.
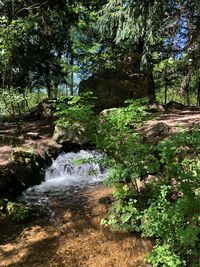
[148,73,156,103]
[48,86,57,99]
[164,85,167,105]
[70,71,74,96]
[180,70,191,106]
[197,79,200,107]
[69,55,74,96]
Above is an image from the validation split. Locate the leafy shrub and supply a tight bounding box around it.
[146,244,183,267]
[55,93,200,266]
[99,112,200,266]
[6,202,33,222]
[54,92,97,142]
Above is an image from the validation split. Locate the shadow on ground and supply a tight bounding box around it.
[0,185,152,267]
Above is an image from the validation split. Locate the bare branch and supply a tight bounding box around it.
[16,2,47,15]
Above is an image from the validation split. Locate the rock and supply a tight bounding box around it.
[0,147,46,196]
[149,101,168,112]
[25,132,42,139]
[99,108,118,124]
[52,125,91,146]
[79,70,155,112]
[0,164,13,193]
[146,122,170,142]
[166,101,186,110]
[39,99,56,118]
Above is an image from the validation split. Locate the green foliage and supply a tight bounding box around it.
[146,244,183,267]
[76,94,200,266]
[6,202,33,222]
[104,126,200,266]
[101,197,141,232]
[0,89,47,119]
[54,92,97,141]
[55,93,200,266]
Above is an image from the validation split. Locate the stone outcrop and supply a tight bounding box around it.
[0,148,45,196]
[148,102,168,113]
[79,53,155,112]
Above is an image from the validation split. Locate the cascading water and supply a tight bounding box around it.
[19,150,106,205]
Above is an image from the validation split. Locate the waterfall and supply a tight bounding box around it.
[19,150,106,204]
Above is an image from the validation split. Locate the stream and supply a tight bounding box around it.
[18,150,107,211]
[0,150,151,267]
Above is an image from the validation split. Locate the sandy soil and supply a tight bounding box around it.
[0,185,152,267]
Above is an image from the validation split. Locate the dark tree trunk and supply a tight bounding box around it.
[180,70,191,106]
[164,85,167,105]
[197,79,200,107]
[148,73,156,103]
[69,55,74,96]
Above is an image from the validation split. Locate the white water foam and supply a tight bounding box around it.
[20,150,106,203]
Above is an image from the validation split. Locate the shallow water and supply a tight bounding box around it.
[2,150,151,267]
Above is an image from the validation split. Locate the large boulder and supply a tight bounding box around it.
[146,122,171,143]
[79,53,155,112]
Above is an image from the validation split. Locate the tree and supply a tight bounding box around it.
[97,0,175,99]
[0,0,83,98]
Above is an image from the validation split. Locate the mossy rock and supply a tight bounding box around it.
[53,125,91,146]
[0,147,46,196]
[11,147,38,162]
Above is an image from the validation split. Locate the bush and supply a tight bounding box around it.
[55,94,200,266]
[146,244,183,267]
[54,92,97,142]
[6,202,34,222]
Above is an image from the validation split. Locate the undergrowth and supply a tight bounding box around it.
[0,199,37,222]
[55,94,200,267]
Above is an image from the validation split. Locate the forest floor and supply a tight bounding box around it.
[0,118,56,165]
[0,185,152,267]
[0,108,200,166]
